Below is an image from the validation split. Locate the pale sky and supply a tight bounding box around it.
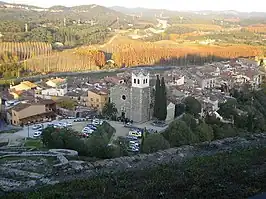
[4,0,266,12]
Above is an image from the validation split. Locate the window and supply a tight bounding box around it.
[134,79,136,84]
[91,98,93,101]
[143,79,145,84]
[96,104,99,107]
[137,79,140,84]
[122,95,126,100]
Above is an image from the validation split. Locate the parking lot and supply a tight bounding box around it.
[71,122,88,132]
[6,118,169,145]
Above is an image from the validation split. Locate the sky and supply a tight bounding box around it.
[4,0,266,12]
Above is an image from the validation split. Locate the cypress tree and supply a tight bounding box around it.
[159,77,167,121]
[153,75,161,119]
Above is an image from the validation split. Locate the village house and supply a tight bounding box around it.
[87,88,109,113]
[36,78,68,98]
[7,99,56,126]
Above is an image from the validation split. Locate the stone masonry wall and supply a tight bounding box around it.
[52,134,266,183]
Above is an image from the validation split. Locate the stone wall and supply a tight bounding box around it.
[1,134,266,192]
[52,134,266,183]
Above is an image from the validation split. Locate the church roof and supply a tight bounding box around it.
[132,69,149,76]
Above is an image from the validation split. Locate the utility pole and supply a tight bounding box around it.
[63,18,66,27]
[25,23,28,32]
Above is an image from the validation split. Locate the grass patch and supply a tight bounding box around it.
[24,139,43,149]
[0,129,19,134]
[3,147,266,199]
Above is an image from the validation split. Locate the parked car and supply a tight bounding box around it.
[124,122,133,128]
[82,133,89,138]
[151,121,167,127]
[66,122,72,127]
[125,136,138,140]
[129,130,142,138]
[47,123,53,127]
[33,131,42,138]
[87,124,97,128]
[82,127,94,134]
[128,145,140,152]
[92,119,103,125]
[32,124,42,130]
[129,140,140,147]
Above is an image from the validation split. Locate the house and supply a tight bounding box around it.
[9,81,37,92]
[87,89,109,113]
[41,87,67,97]
[8,99,56,126]
[37,78,68,98]
[46,78,66,88]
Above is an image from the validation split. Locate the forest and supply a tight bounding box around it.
[0,22,112,48]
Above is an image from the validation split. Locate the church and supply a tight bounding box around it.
[110,70,152,123]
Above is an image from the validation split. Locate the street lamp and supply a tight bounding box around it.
[27,121,30,139]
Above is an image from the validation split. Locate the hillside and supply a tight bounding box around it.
[111,6,266,20]
[0,1,131,25]
[3,135,266,198]
[0,1,265,79]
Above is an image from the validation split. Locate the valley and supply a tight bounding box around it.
[0,1,265,81]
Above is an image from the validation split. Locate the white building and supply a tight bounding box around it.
[41,87,67,97]
[37,78,68,98]
[166,102,175,121]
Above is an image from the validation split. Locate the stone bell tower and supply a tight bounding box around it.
[130,69,151,123]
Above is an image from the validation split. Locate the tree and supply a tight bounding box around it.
[212,124,238,139]
[175,103,185,117]
[218,99,237,119]
[57,99,77,110]
[142,133,170,153]
[153,75,161,119]
[153,76,167,121]
[158,77,167,121]
[195,122,214,142]
[181,113,198,131]
[102,100,118,120]
[85,133,110,158]
[41,127,86,153]
[163,120,198,147]
[184,96,201,117]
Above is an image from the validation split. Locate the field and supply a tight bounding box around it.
[244,24,266,33]
[15,35,265,73]
[172,23,223,31]
[0,42,52,59]
[1,26,265,76]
